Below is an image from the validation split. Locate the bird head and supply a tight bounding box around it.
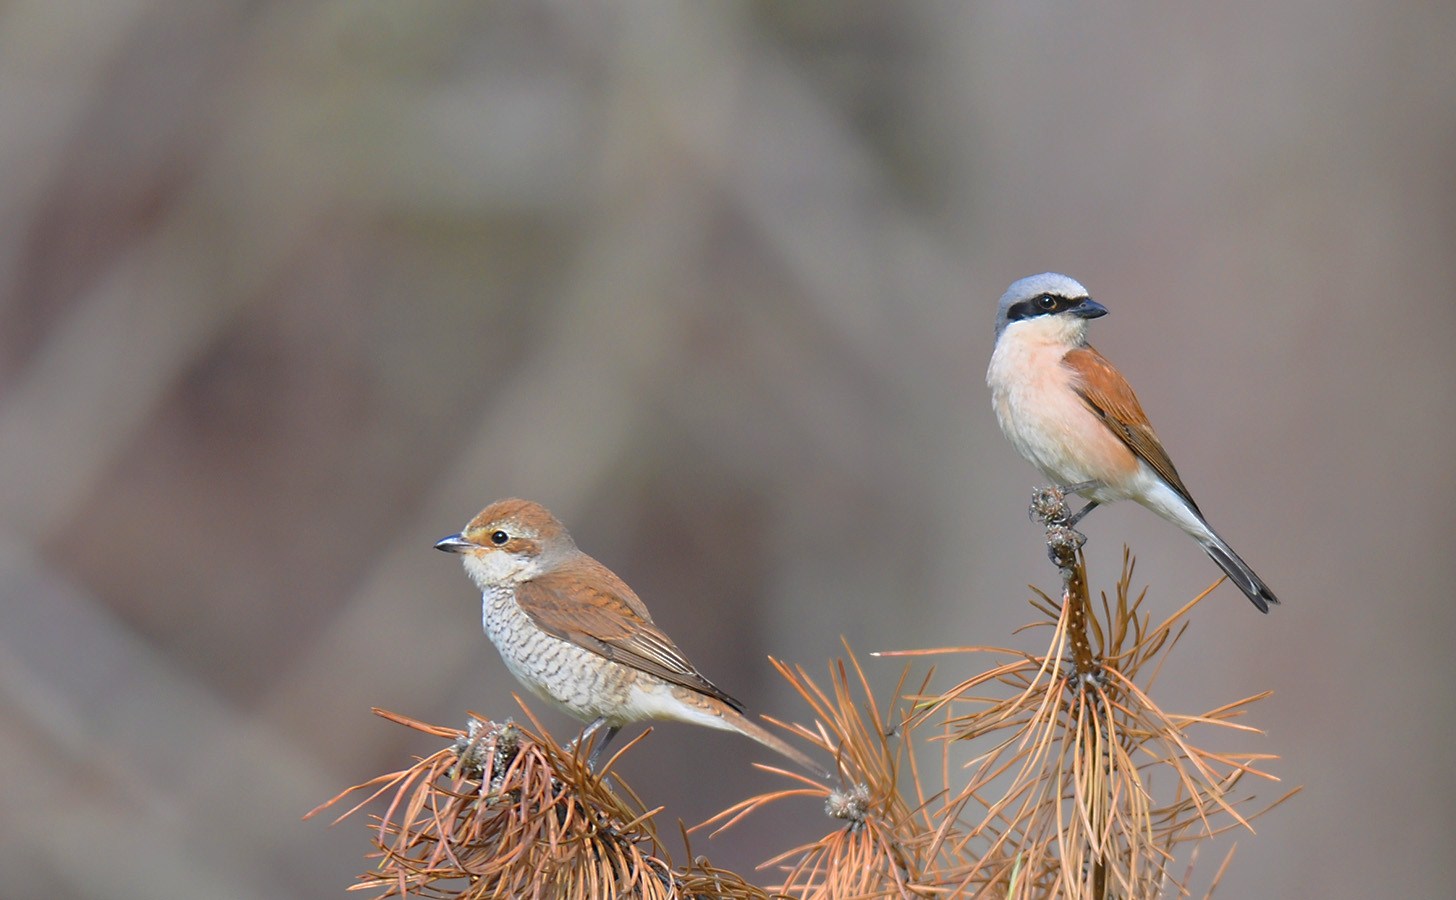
[994,272,1108,346]
[435,498,576,588]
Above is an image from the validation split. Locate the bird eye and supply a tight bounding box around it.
[490,530,509,545]
[1036,294,1058,310]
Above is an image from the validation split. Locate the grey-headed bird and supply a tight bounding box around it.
[986,273,1278,612]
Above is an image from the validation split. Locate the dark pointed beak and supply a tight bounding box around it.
[1074,297,1108,319]
[434,533,472,553]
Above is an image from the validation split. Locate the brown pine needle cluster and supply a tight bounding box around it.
[313,492,1294,898]
[702,648,946,898]
[307,705,768,900]
[885,537,1297,897]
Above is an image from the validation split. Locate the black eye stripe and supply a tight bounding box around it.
[1006,294,1088,322]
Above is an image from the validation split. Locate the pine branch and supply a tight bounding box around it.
[312,489,1296,898]
[307,704,769,900]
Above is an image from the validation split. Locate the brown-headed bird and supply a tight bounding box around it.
[435,498,828,774]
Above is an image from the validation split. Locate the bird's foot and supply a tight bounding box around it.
[1030,483,1101,528]
[570,718,621,772]
[1029,486,1072,524]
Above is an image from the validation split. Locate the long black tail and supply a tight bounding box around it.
[1197,532,1278,613]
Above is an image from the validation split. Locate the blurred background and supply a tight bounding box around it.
[1,2,1452,897]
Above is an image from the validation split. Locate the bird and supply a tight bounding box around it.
[986,272,1279,612]
[434,498,828,776]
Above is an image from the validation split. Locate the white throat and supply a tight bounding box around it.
[461,550,543,590]
[998,313,1088,352]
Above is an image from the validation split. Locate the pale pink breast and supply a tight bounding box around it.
[988,337,1139,494]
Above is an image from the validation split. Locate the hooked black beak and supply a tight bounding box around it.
[434,533,472,553]
[1074,298,1108,319]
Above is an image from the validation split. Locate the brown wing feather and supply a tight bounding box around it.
[515,556,744,711]
[1062,346,1200,513]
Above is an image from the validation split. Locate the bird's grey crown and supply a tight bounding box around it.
[995,272,1089,337]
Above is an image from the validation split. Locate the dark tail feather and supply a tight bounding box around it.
[1199,534,1278,613]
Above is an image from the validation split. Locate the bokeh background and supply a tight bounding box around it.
[1,2,1452,897]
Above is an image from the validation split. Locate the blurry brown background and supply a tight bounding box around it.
[1,3,1452,898]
